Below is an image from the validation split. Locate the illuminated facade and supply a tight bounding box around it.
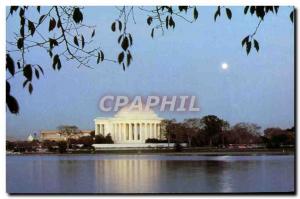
[94,106,162,144]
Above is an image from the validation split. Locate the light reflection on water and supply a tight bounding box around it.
[6,154,294,193]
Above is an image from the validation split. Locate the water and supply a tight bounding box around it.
[6,154,294,193]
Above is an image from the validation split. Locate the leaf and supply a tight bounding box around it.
[20,26,25,37]
[250,6,255,15]
[6,94,19,114]
[290,10,294,23]
[6,81,10,95]
[214,7,221,21]
[100,50,104,61]
[28,83,33,94]
[166,16,169,29]
[118,35,122,44]
[19,8,24,17]
[255,6,265,20]
[81,35,85,49]
[169,16,175,29]
[91,29,95,38]
[28,20,36,36]
[127,51,132,66]
[23,64,33,81]
[23,79,29,88]
[9,6,18,15]
[244,6,249,14]
[49,50,53,58]
[73,8,83,23]
[118,20,122,31]
[35,68,40,79]
[253,39,259,52]
[274,6,279,14]
[49,18,56,32]
[178,6,188,13]
[74,36,79,46]
[118,52,124,64]
[37,6,41,13]
[17,38,24,49]
[49,38,58,49]
[226,8,232,19]
[193,7,198,20]
[147,16,153,25]
[151,28,154,38]
[246,41,251,55]
[111,22,116,32]
[52,54,61,70]
[6,54,15,77]
[38,15,46,24]
[121,37,129,51]
[97,52,101,64]
[128,34,133,45]
[57,19,62,28]
[37,65,44,75]
[241,35,249,47]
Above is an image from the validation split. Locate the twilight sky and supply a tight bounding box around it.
[6,6,294,138]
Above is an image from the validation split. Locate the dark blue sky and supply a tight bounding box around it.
[6,6,294,138]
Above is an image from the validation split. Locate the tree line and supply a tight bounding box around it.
[160,115,295,148]
[6,116,295,153]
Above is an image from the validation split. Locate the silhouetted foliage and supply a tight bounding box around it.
[94,134,114,144]
[174,142,183,152]
[57,125,79,149]
[263,127,295,148]
[200,115,229,146]
[77,136,94,147]
[6,6,294,114]
[42,140,58,151]
[7,141,40,152]
[58,141,67,153]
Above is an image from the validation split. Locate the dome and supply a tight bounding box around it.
[114,106,161,120]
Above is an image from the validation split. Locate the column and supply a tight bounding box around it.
[115,123,118,142]
[149,123,152,138]
[118,123,122,142]
[147,123,150,139]
[116,123,119,141]
[137,123,141,140]
[154,123,157,139]
[121,123,126,141]
[129,123,132,141]
[134,123,138,141]
[97,124,100,135]
[141,123,144,141]
[112,124,115,141]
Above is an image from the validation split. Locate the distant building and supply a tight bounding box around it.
[40,130,91,141]
[94,106,163,144]
[27,133,38,142]
[27,134,34,142]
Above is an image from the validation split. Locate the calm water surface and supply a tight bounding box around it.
[6,154,294,193]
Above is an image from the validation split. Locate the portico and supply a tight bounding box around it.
[94,106,162,144]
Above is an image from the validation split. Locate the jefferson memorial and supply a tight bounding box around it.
[94,106,163,144]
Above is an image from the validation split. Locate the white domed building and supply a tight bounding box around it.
[94,106,163,144]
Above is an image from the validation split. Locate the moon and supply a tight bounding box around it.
[221,62,229,70]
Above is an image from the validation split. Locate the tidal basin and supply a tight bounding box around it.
[7,154,294,193]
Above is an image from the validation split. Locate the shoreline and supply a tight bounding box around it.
[6,148,295,156]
